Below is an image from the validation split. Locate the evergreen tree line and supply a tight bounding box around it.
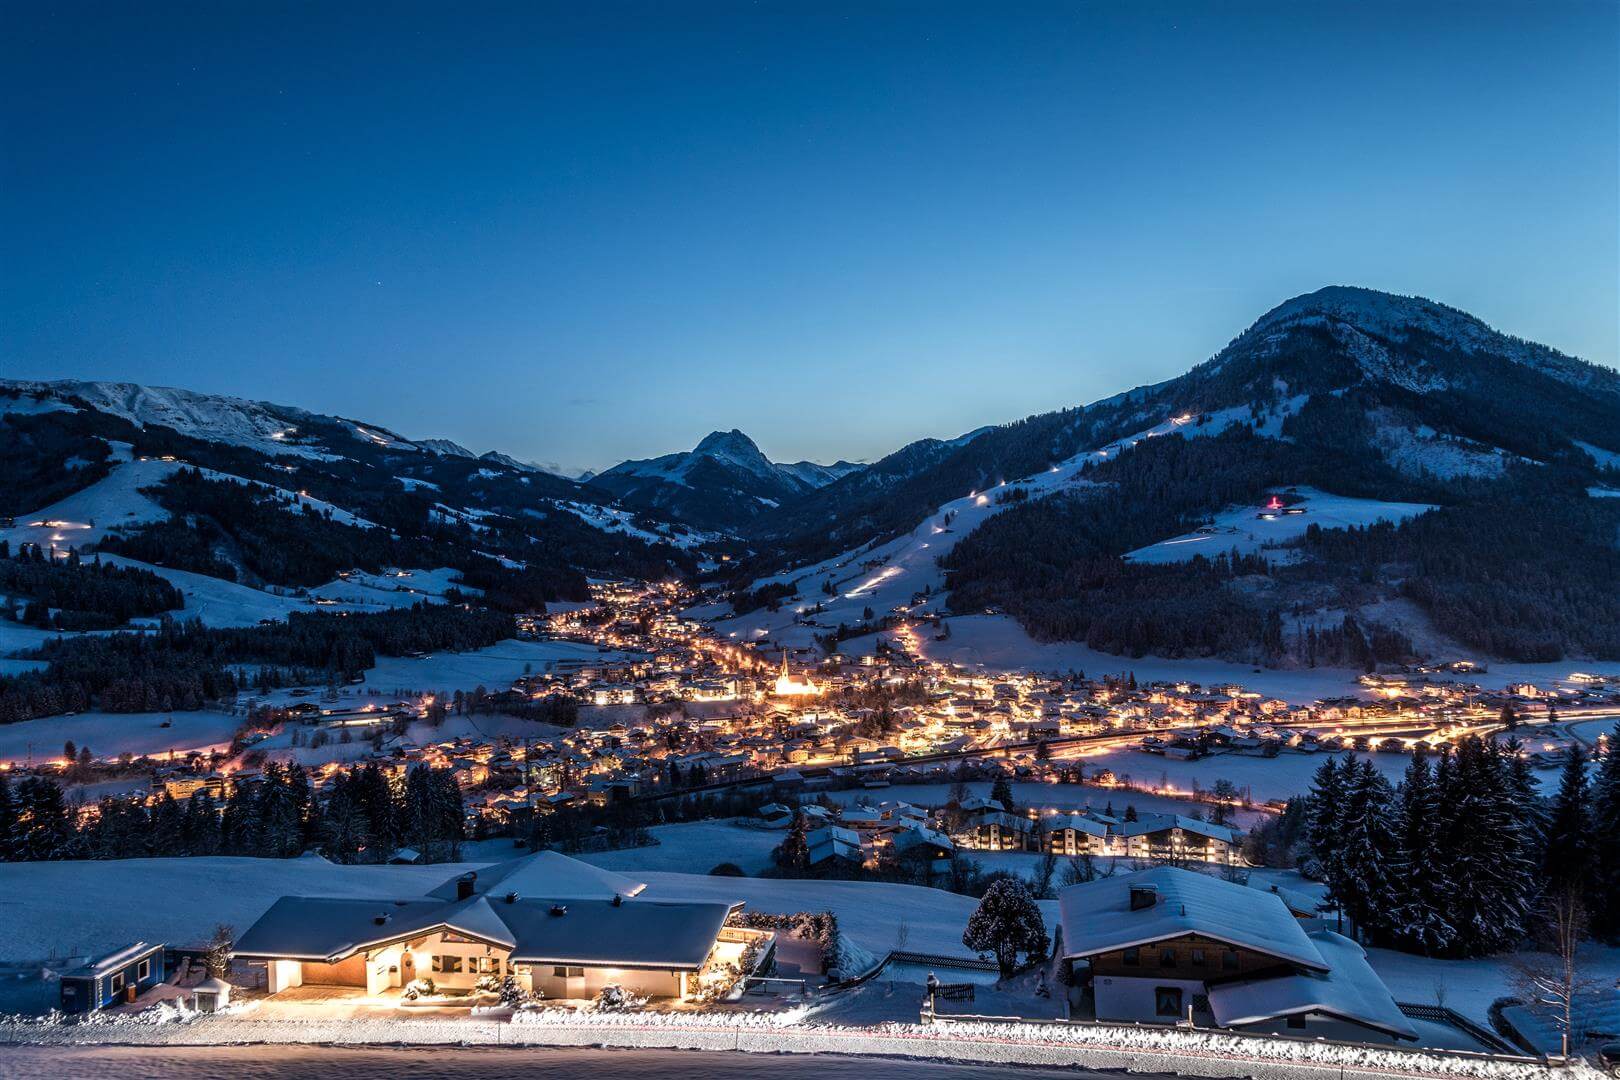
[0,543,183,630]
[0,604,513,725]
[1300,731,1620,958]
[0,760,465,864]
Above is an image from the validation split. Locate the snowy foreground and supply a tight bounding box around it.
[0,1006,1587,1080]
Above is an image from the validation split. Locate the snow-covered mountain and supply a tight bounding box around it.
[589,429,864,530]
[0,378,706,574]
[1246,286,1620,398]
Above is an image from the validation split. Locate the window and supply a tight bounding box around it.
[1222,949,1240,971]
[1122,948,1140,967]
[109,972,125,995]
[431,955,463,974]
[553,966,584,978]
[1154,987,1183,1018]
[1160,948,1177,969]
[1287,1014,1307,1030]
[1190,949,1206,967]
[137,959,151,980]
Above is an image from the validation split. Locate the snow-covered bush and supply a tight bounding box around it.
[499,974,534,1006]
[474,974,500,994]
[593,985,648,1012]
[403,977,436,1000]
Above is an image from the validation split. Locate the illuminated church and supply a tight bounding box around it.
[773,656,821,697]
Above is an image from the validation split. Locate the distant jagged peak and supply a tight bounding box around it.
[692,428,773,468]
[418,438,475,458]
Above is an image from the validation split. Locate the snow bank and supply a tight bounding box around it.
[0,1006,1583,1080]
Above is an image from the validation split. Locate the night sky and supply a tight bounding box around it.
[3,1,1615,474]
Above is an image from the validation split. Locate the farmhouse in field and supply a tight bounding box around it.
[1058,867,1416,1043]
[233,851,757,1003]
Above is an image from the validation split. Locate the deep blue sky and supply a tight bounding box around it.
[3,2,1616,473]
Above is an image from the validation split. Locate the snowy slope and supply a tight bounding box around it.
[0,457,180,548]
[710,410,1256,651]
[1125,487,1436,565]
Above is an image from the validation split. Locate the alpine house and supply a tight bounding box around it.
[233,851,754,1003]
[1057,866,1416,1043]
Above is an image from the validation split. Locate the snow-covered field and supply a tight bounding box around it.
[97,553,394,628]
[1060,745,1472,803]
[810,782,1268,827]
[0,457,179,549]
[577,820,786,877]
[1125,487,1435,566]
[0,709,241,767]
[911,614,1370,702]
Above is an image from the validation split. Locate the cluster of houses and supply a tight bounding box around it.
[757,794,1245,872]
[27,575,1617,859]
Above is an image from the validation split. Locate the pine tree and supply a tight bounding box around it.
[1589,725,1620,942]
[1542,744,1592,900]
[1390,749,1454,954]
[1337,758,1401,942]
[1436,737,1538,956]
[0,773,15,861]
[14,776,73,860]
[775,811,810,872]
[962,877,1048,979]
[1305,756,1348,909]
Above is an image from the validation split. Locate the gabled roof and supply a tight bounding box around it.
[67,941,163,978]
[424,850,645,901]
[1045,813,1110,838]
[234,897,455,962]
[1112,813,1238,844]
[1208,931,1417,1040]
[1058,867,1327,971]
[234,893,737,970]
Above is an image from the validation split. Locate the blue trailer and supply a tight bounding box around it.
[58,942,166,1013]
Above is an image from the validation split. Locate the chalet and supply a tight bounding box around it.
[1059,868,1414,1043]
[1043,812,1111,856]
[1112,814,1242,865]
[233,852,749,1003]
[59,942,166,1013]
[805,825,865,868]
[962,810,1038,852]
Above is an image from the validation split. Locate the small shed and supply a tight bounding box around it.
[192,977,233,1013]
[59,942,166,1013]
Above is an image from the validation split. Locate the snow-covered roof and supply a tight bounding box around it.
[1207,930,1417,1041]
[1058,867,1327,971]
[498,897,735,968]
[1045,813,1110,838]
[234,892,737,970]
[1248,880,1322,918]
[67,941,163,977]
[424,850,646,901]
[1112,813,1238,844]
[234,898,451,961]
